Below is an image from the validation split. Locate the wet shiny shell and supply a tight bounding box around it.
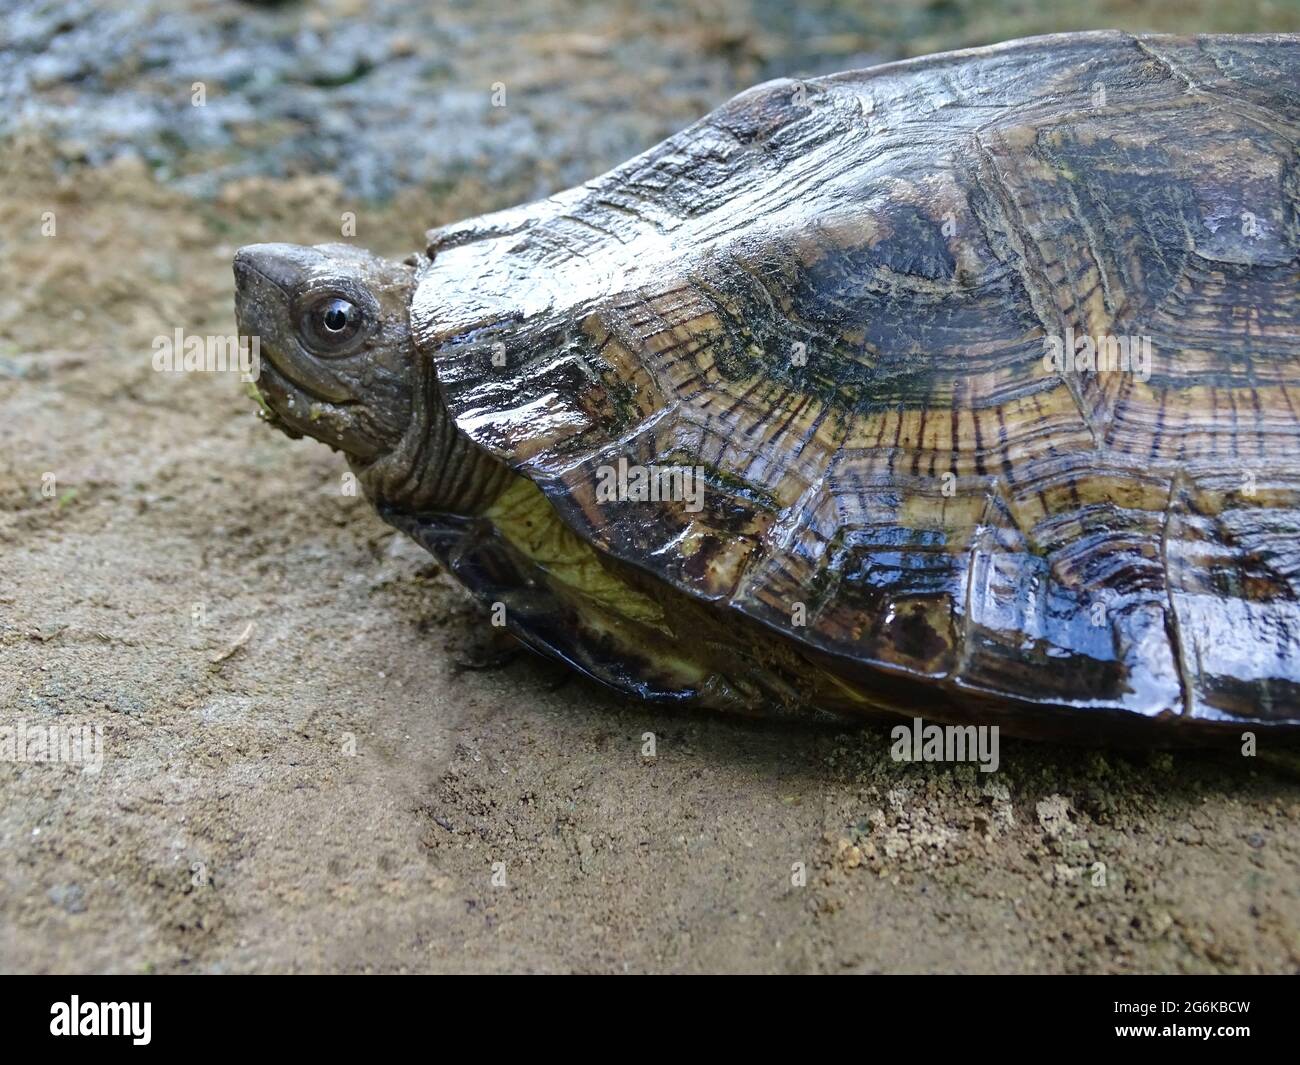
[414,31,1300,732]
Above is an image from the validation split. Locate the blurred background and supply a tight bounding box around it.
[5,0,1300,206]
[3,1,1300,974]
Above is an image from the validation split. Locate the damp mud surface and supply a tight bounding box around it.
[3,0,1300,973]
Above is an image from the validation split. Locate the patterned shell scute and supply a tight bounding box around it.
[416,31,1300,728]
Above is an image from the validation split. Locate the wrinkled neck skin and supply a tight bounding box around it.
[350,347,514,518]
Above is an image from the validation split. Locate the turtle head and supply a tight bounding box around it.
[233,243,417,461]
[234,242,512,515]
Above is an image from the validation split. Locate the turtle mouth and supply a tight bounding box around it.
[247,378,304,440]
[246,352,386,461]
[248,360,312,441]
[267,337,355,405]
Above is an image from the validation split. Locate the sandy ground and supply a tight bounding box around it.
[3,0,1300,974]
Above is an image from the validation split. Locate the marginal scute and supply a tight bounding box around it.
[415,31,1300,733]
[1165,472,1300,722]
[959,459,1184,715]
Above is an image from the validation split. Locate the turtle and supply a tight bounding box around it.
[233,30,1300,743]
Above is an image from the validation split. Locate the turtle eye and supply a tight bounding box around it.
[299,295,367,354]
